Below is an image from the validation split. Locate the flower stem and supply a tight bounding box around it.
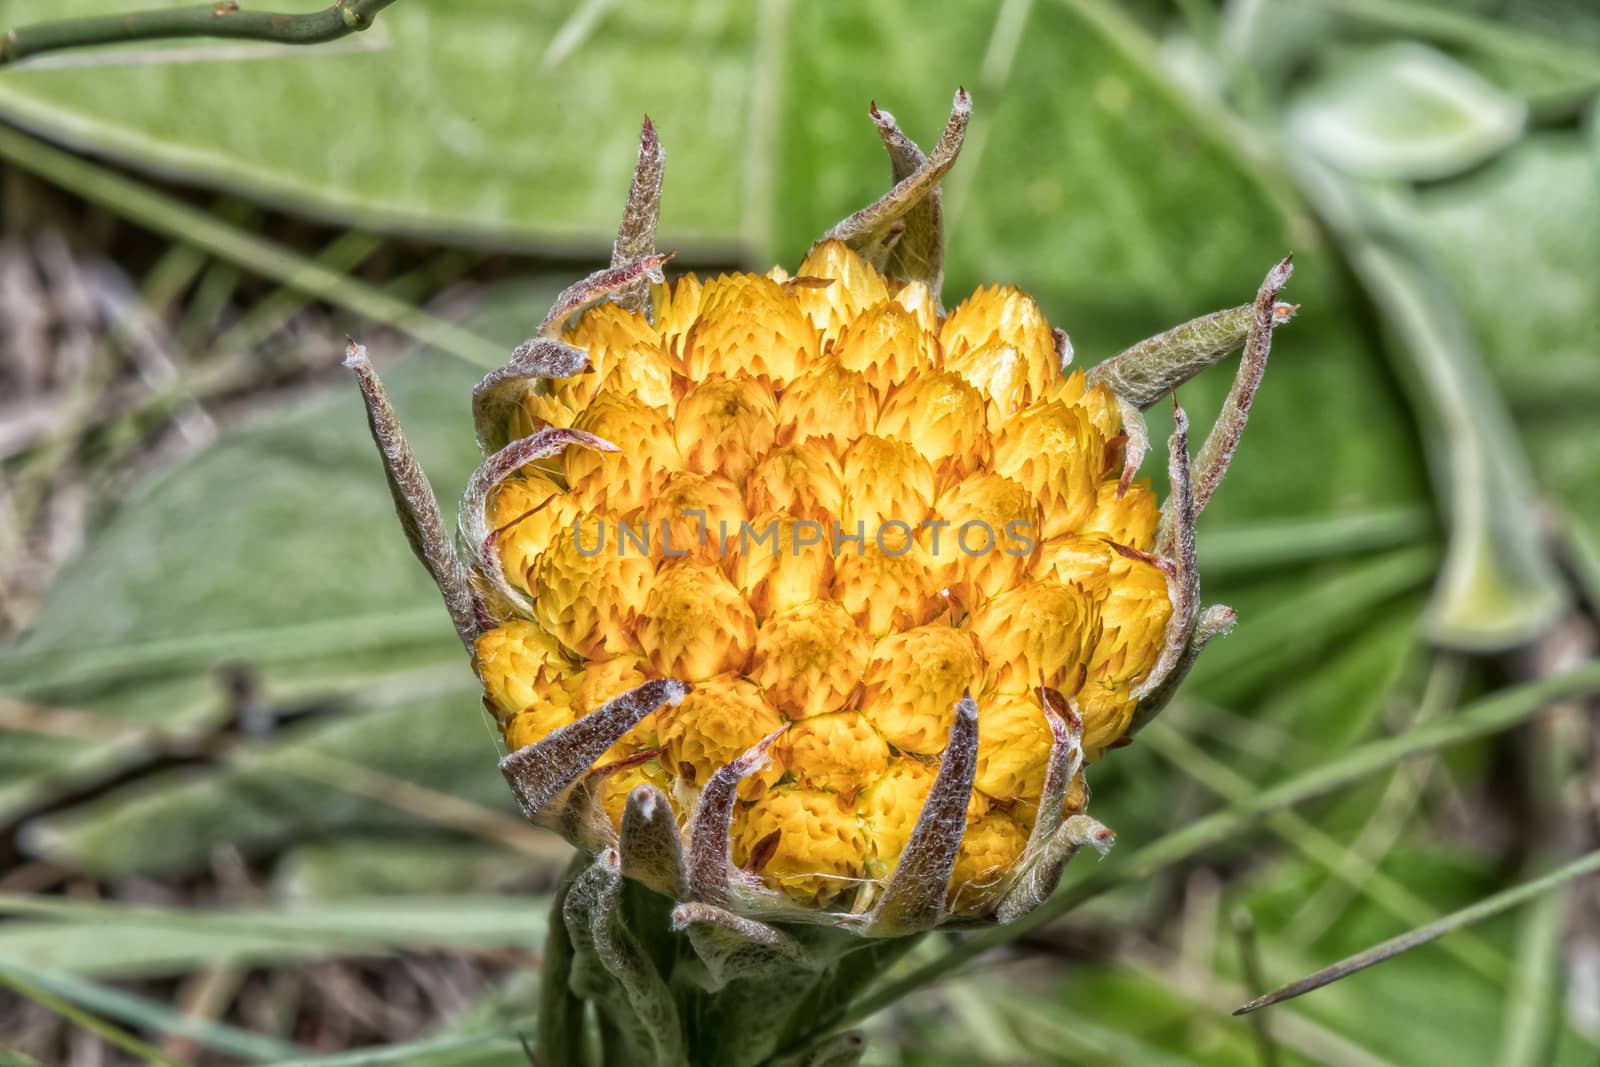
[0,0,401,65]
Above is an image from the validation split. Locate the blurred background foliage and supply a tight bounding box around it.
[0,0,1596,1064]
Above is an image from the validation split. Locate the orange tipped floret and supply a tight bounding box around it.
[875,371,991,485]
[992,399,1104,540]
[477,620,569,722]
[949,808,1028,911]
[674,377,778,484]
[729,513,835,621]
[558,302,676,411]
[966,579,1100,697]
[532,523,653,660]
[745,442,846,525]
[775,360,879,451]
[776,711,889,795]
[488,473,574,595]
[833,301,940,397]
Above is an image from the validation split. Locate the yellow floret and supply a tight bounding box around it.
[1085,478,1160,550]
[750,601,871,719]
[925,471,1041,609]
[776,711,889,796]
[792,240,891,348]
[745,442,846,525]
[965,579,1100,696]
[652,274,704,359]
[859,625,982,754]
[728,512,835,621]
[638,563,758,681]
[658,674,785,797]
[486,473,573,595]
[972,693,1055,801]
[832,301,940,397]
[991,398,1104,540]
[832,542,945,636]
[557,301,673,412]
[475,620,570,722]
[565,394,681,514]
[857,756,989,881]
[642,471,748,567]
[504,700,577,752]
[674,376,778,484]
[734,786,867,905]
[948,808,1028,911]
[775,360,879,452]
[531,519,654,659]
[940,285,1058,425]
[839,435,936,542]
[875,370,991,485]
[683,273,818,385]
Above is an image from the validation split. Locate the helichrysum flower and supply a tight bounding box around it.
[349,91,1293,1065]
[471,238,1172,917]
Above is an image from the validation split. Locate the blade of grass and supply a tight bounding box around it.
[0,966,190,1067]
[1290,155,1566,650]
[1496,889,1564,1067]
[782,660,1600,1052]
[0,960,302,1062]
[1120,944,1401,1067]
[1236,849,1600,1015]
[273,748,569,861]
[1316,0,1600,84]
[1197,507,1433,577]
[0,124,506,368]
[1184,548,1434,698]
[1231,909,1282,1067]
[261,1028,536,1067]
[1288,653,1465,939]
[1142,721,1509,983]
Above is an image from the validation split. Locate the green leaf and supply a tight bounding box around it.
[1289,41,1527,180]
[0,0,754,250]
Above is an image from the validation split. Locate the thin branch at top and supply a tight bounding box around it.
[1,0,402,66]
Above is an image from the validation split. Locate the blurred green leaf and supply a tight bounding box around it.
[0,284,557,869]
[1411,135,1600,598]
[1288,42,1527,180]
[0,0,753,252]
[275,835,552,899]
[0,893,549,977]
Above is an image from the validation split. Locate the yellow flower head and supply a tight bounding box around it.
[355,96,1288,935]
[474,241,1170,915]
